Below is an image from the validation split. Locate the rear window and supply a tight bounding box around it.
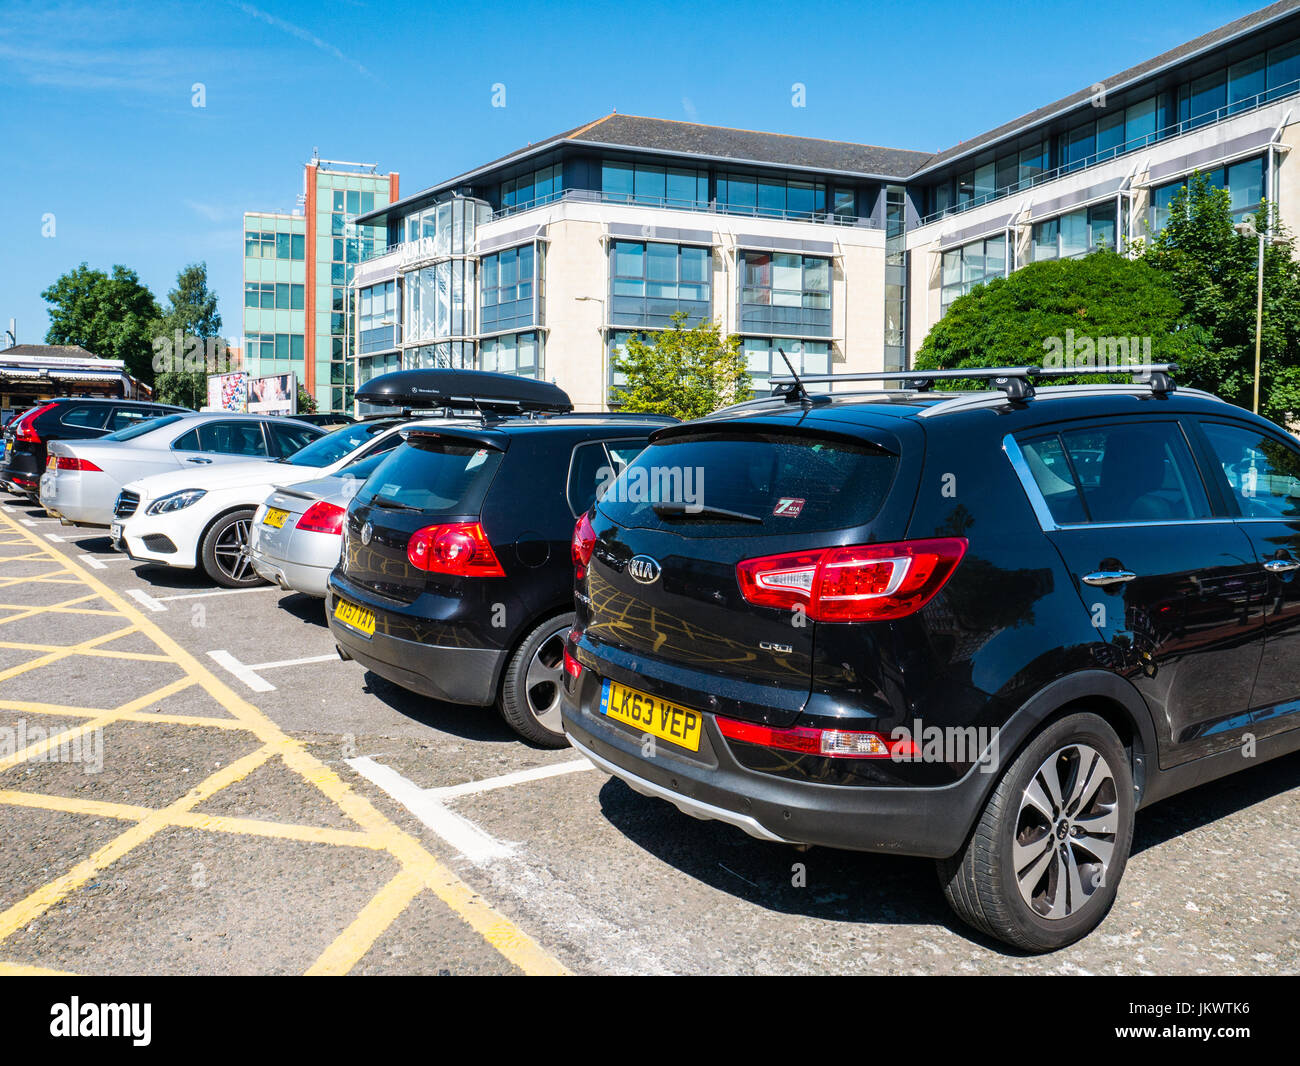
[596,431,898,536]
[60,405,109,429]
[280,421,392,466]
[102,414,186,442]
[356,438,503,514]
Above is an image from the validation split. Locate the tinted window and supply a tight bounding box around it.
[103,414,186,442]
[108,407,162,431]
[597,432,898,537]
[173,420,269,457]
[331,451,390,481]
[268,421,324,459]
[60,405,109,429]
[1021,422,1210,524]
[1201,422,1300,519]
[357,439,503,514]
[568,442,613,516]
[280,421,392,466]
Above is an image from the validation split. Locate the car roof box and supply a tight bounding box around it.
[356,368,572,414]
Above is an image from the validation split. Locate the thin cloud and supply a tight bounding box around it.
[232,2,372,79]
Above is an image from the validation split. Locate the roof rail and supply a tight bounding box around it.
[771,364,1179,402]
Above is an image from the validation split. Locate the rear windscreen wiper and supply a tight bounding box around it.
[652,502,763,523]
[369,494,418,512]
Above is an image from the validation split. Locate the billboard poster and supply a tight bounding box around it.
[207,371,248,412]
[249,372,297,416]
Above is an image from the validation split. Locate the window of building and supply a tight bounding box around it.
[602,161,708,209]
[609,241,711,329]
[245,333,304,362]
[738,251,831,337]
[480,330,542,378]
[743,338,831,393]
[1031,202,1116,262]
[501,164,563,212]
[1149,157,1264,232]
[718,173,827,219]
[359,280,397,355]
[481,244,538,333]
[940,234,1007,313]
[405,260,475,342]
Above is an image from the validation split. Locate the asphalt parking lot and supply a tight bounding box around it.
[0,492,1296,976]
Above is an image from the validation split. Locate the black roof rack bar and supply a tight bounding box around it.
[771,364,1179,401]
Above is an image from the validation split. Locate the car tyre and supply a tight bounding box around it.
[200,509,266,589]
[937,711,1134,952]
[498,612,575,748]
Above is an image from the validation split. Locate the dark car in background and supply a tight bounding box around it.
[326,368,673,746]
[1,397,188,497]
[561,365,1300,951]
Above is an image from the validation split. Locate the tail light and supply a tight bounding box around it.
[736,537,967,622]
[407,522,505,577]
[716,715,920,760]
[297,501,346,535]
[572,512,596,579]
[53,456,103,472]
[14,403,58,444]
[563,647,583,679]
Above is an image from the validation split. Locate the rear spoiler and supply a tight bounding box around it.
[401,425,510,451]
[648,416,899,455]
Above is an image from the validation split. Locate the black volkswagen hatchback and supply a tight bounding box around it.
[326,368,673,746]
[562,365,1300,951]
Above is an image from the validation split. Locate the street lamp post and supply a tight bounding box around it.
[1234,215,1287,415]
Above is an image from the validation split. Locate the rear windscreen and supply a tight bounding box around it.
[102,414,186,442]
[355,439,503,514]
[596,431,898,536]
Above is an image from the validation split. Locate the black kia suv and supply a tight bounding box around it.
[561,364,1300,951]
[2,397,188,497]
[326,368,674,746]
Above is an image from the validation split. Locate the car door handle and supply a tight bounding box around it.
[186,457,212,464]
[1082,570,1137,586]
[1264,559,1300,573]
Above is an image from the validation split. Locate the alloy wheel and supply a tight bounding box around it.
[522,623,570,733]
[1013,743,1119,919]
[213,518,254,583]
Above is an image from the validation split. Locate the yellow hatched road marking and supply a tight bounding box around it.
[0,509,568,976]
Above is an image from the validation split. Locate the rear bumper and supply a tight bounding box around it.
[39,472,113,526]
[251,547,331,598]
[561,683,990,859]
[326,587,505,705]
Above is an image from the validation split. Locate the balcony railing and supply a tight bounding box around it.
[917,76,1300,228]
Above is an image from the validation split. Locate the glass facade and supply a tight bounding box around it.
[739,251,831,337]
[940,235,1008,313]
[609,241,711,329]
[500,164,563,213]
[922,33,1300,223]
[719,173,827,219]
[884,185,907,372]
[358,280,397,355]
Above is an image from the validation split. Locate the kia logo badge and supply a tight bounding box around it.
[628,555,661,584]
[360,521,373,546]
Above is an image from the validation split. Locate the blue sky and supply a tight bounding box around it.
[0,0,1263,345]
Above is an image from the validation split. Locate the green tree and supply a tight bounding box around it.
[150,262,227,409]
[296,385,317,414]
[611,313,751,419]
[914,250,1203,384]
[42,264,161,383]
[1140,173,1300,422]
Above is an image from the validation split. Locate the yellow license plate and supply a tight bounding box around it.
[263,507,290,529]
[601,680,702,752]
[333,598,375,636]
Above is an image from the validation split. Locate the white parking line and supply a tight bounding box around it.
[125,585,271,612]
[126,588,166,612]
[346,756,515,863]
[77,554,106,570]
[44,533,64,542]
[19,519,35,527]
[207,649,339,691]
[428,759,595,801]
[157,587,270,603]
